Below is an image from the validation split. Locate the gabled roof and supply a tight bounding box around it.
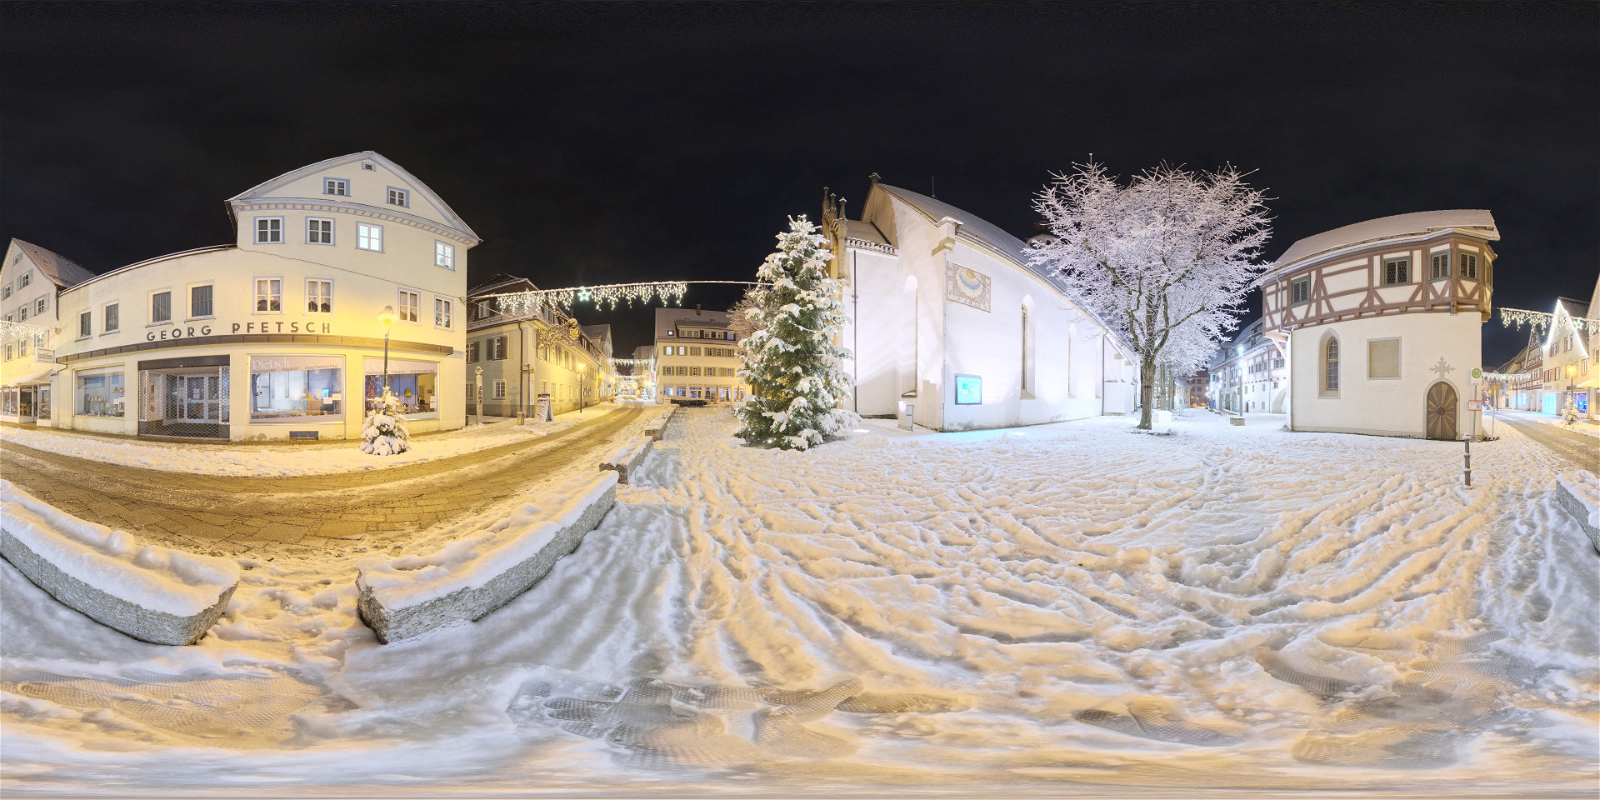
[1272,210,1498,273]
[873,182,1136,361]
[1554,296,1589,321]
[10,239,96,288]
[227,151,481,243]
[468,274,537,296]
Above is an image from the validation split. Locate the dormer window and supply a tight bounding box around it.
[387,188,409,207]
[324,178,349,196]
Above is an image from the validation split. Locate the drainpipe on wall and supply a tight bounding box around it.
[852,248,859,413]
[516,320,529,419]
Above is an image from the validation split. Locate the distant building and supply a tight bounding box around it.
[0,240,96,423]
[1207,319,1287,414]
[1260,210,1498,439]
[1183,368,1209,409]
[653,306,747,402]
[1536,296,1591,416]
[465,275,610,417]
[822,177,1137,431]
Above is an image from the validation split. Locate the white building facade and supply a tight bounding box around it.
[1207,318,1288,415]
[39,151,479,441]
[1261,210,1497,439]
[464,276,613,418]
[654,307,747,403]
[1,240,98,423]
[822,179,1136,431]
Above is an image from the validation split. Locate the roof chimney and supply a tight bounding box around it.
[696,304,702,315]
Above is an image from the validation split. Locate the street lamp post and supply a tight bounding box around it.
[1568,363,1579,422]
[579,362,587,414]
[379,305,397,400]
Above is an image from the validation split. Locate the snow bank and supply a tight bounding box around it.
[0,481,238,645]
[1555,471,1599,552]
[597,436,653,484]
[355,471,618,643]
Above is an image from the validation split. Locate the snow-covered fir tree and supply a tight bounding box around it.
[1031,162,1272,430]
[361,389,411,456]
[736,216,858,450]
[1560,396,1580,427]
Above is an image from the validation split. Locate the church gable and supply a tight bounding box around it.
[228,151,479,243]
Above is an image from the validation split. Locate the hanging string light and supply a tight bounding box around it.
[480,280,767,315]
[1499,307,1598,339]
[0,320,51,345]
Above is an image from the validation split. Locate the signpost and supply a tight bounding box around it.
[474,366,483,426]
[536,392,553,423]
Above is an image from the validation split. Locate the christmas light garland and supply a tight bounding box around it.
[0,320,51,344]
[1499,307,1598,338]
[479,280,767,315]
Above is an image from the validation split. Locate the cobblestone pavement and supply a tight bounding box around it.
[0,406,645,560]
[1497,414,1599,472]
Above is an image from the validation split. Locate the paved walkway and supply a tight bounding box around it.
[1498,414,1599,473]
[0,406,645,559]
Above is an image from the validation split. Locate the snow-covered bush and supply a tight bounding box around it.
[736,216,858,450]
[1561,397,1580,427]
[361,389,411,456]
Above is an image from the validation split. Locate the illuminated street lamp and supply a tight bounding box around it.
[379,305,397,395]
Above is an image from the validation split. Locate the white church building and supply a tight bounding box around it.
[821,177,1137,431]
[1261,210,1498,439]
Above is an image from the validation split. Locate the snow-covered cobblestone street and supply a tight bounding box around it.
[2,407,1596,797]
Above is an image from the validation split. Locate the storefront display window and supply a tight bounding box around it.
[76,369,126,417]
[363,357,438,418]
[250,355,343,422]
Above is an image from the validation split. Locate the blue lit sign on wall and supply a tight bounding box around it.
[955,374,982,405]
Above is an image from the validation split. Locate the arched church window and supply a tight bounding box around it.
[1323,335,1340,395]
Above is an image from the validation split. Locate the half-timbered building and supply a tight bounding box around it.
[1260,210,1498,439]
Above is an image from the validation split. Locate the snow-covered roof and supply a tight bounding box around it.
[468,275,537,297]
[1554,297,1590,321]
[873,183,1136,362]
[842,219,889,246]
[10,239,96,289]
[1271,210,1498,273]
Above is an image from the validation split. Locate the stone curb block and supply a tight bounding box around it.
[1555,470,1599,554]
[598,437,653,485]
[0,529,237,647]
[355,474,617,644]
[644,405,678,441]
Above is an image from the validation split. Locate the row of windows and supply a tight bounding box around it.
[2,268,32,300]
[1,295,49,323]
[465,336,508,363]
[73,282,453,338]
[1287,250,1484,302]
[661,386,744,401]
[667,328,736,340]
[660,366,737,377]
[252,216,456,269]
[320,175,408,208]
[659,345,736,358]
[1319,336,1403,395]
[2,333,46,362]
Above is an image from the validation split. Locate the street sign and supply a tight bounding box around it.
[1467,401,1481,411]
[1471,367,1483,379]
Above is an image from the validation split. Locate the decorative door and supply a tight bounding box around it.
[1426,381,1458,440]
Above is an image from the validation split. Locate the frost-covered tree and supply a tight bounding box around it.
[729,285,767,341]
[1031,162,1271,429]
[736,216,857,450]
[361,389,411,456]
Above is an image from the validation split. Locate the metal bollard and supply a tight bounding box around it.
[1463,434,1472,487]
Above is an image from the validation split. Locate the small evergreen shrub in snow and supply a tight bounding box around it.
[361,389,411,456]
[1561,397,1580,427]
[736,216,858,450]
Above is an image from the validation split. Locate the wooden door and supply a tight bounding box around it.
[1426,381,1458,440]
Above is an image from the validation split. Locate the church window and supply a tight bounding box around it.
[1322,335,1340,395]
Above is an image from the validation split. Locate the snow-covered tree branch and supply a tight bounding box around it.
[1030,162,1271,429]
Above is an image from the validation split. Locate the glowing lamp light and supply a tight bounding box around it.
[379,305,397,333]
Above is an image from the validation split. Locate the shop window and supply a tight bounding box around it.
[363,357,437,418]
[151,290,172,324]
[250,355,344,422]
[307,280,333,314]
[398,290,420,322]
[307,217,334,245]
[190,284,214,318]
[75,369,126,417]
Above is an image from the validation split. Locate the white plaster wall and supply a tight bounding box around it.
[1290,312,1483,438]
[841,247,902,417]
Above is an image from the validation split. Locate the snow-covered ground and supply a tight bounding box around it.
[1493,407,1600,441]
[2,407,1596,797]
[0,405,620,477]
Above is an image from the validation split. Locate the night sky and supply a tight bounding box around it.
[3,2,1595,363]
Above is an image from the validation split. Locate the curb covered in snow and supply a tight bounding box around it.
[597,437,653,484]
[644,405,678,441]
[355,471,618,643]
[1555,471,1599,554]
[0,481,240,645]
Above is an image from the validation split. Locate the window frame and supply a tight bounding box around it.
[434,297,453,330]
[1321,334,1340,397]
[323,177,350,197]
[34,296,47,315]
[1381,257,1410,287]
[187,282,215,320]
[386,186,410,208]
[18,272,30,288]
[306,216,336,246]
[492,379,507,400]
[466,341,479,363]
[254,215,285,245]
[397,288,421,324]
[305,278,334,315]
[491,336,507,360]
[148,288,173,326]
[1289,275,1311,305]
[435,240,456,270]
[78,310,92,340]
[1429,250,1451,281]
[356,222,385,253]
[253,276,284,314]
[102,301,120,334]
[1458,253,1478,279]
